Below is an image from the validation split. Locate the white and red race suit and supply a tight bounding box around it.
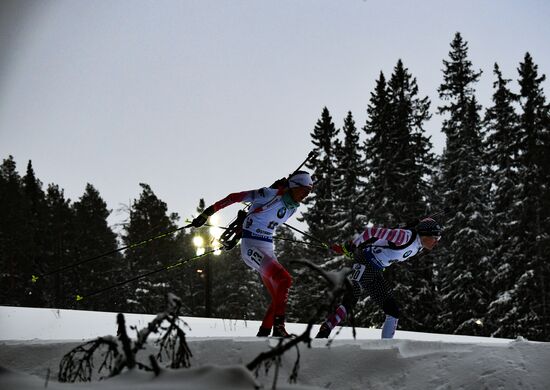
[211,186,300,329]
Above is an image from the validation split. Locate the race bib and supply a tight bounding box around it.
[350,263,366,282]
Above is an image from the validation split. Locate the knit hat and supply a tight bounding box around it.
[416,218,442,236]
[288,171,313,189]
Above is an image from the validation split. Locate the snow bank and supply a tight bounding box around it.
[0,306,511,343]
[1,306,549,389]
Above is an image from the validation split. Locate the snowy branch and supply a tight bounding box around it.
[57,293,192,382]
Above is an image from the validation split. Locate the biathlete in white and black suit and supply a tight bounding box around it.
[316,218,443,339]
[191,171,313,337]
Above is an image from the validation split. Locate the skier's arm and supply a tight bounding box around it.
[191,189,258,227]
[211,191,254,212]
[354,227,412,246]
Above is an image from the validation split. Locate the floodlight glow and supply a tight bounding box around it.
[196,247,205,256]
[208,214,223,238]
[193,236,204,247]
[209,226,222,239]
[210,214,220,225]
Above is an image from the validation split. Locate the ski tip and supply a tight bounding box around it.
[31,275,39,283]
[75,295,84,301]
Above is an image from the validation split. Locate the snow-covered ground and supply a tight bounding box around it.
[1,306,549,389]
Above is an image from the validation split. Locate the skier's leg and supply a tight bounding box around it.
[240,238,291,337]
[320,288,359,330]
[316,266,364,338]
[241,239,279,336]
[263,262,291,317]
[258,275,276,334]
[262,261,292,337]
[381,297,400,339]
[363,268,400,339]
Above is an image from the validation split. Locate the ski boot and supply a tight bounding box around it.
[272,315,291,338]
[256,326,272,337]
[315,322,331,338]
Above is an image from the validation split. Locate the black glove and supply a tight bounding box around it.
[191,213,208,228]
[191,206,215,228]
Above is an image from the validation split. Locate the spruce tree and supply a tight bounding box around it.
[505,53,550,341]
[43,184,77,308]
[363,64,433,221]
[363,72,393,225]
[122,183,180,313]
[385,60,434,218]
[435,33,492,336]
[0,156,32,305]
[21,161,48,306]
[483,63,522,337]
[333,111,366,242]
[298,108,341,322]
[71,184,121,311]
[302,107,340,247]
[174,199,208,316]
[384,59,436,333]
[360,61,436,331]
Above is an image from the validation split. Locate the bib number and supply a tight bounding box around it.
[350,263,366,282]
[247,248,264,266]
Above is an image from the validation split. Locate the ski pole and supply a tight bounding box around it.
[74,247,220,302]
[283,223,329,249]
[32,223,193,283]
[195,221,328,250]
[282,224,354,258]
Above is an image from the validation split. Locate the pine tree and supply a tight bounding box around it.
[504,53,550,341]
[21,161,48,306]
[360,61,436,331]
[43,184,77,308]
[387,59,434,218]
[435,33,492,336]
[174,199,208,316]
[0,156,33,305]
[363,72,393,225]
[333,111,366,241]
[71,184,121,311]
[483,63,522,337]
[296,108,342,322]
[363,63,433,222]
[384,59,437,333]
[302,107,340,247]
[122,183,180,313]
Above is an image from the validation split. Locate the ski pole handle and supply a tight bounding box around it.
[292,150,315,175]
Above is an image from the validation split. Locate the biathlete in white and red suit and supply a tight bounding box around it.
[191,171,313,337]
[316,218,443,339]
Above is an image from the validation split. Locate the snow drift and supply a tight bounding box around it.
[1,306,549,389]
